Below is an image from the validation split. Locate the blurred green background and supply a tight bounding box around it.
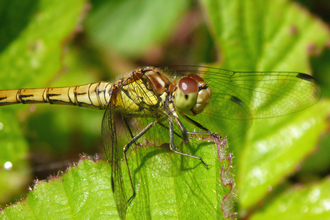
[0,0,330,219]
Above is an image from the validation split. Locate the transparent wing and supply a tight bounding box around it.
[160,66,321,137]
[101,87,127,219]
[163,65,321,119]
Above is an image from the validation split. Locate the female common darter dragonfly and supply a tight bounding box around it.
[0,66,321,218]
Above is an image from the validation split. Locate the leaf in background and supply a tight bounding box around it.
[0,0,88,89]
[0,0,88,206]
[200,0,330,71]
[199,0,330,211]
[311,47,330,98]
[239,101,329,210]
[0,0,38,53]
[85,0,190,57]
[251,178,330,220]
[0,110,30,205]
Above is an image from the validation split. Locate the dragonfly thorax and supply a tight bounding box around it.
[174,74,212,116]
[144,69,171,95]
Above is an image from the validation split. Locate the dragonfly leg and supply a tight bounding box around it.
[172,111,189,144]
[158,122,182,139]
[167,113,209,167]
[187,131,221,140]
[182,114,221,139]
[123,120,158,203]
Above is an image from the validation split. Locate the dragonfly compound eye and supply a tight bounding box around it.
[174,76,199,115]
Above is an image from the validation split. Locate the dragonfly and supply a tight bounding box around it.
[0,66,321,218]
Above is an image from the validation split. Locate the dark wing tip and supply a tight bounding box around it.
[296,73,316,82]
[111,176,115,193]
[230,96,243,105]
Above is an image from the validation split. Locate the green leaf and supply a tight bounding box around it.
[311,47,330,98]
[238,100,329,208]
[1,136,236,220]
[0,0,38,53]
[0,0,87,206]
[125,136,235,219]
[199,0,330,210]
[85,0,190,57]
[200,0,330,71]
[0,110,30,205]
[0,0,88,89]
[0,158,116,219]
[251,178,330,220]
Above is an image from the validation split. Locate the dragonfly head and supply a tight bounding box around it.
[174,74,212,116]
